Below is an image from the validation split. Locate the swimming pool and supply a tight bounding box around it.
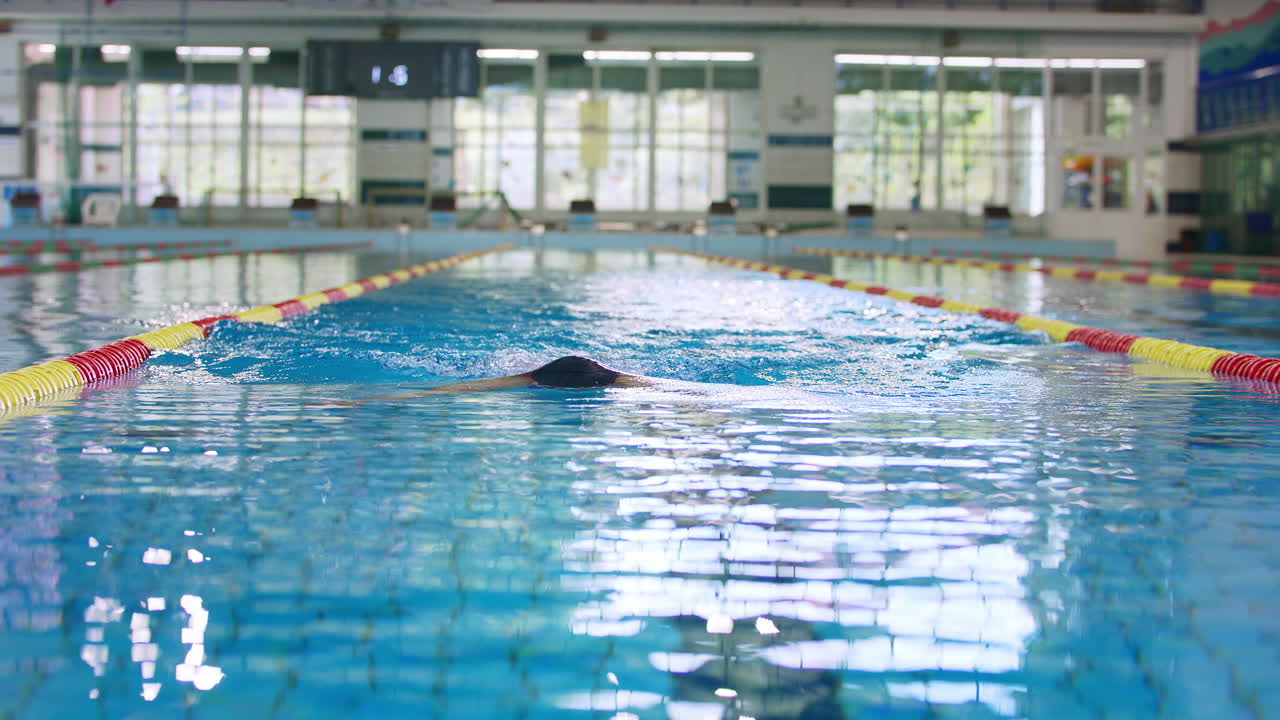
[2,244,1279,719]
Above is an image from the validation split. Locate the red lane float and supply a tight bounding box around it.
[658,246,1280,386]
[0,244,515,411]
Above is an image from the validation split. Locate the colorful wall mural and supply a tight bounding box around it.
[1197,0,1280,131]
[1199,0,1280,82]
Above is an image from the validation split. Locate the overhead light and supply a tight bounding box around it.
[995,58,1048,68]
[943,56,992,67]
[24,43,56,63]
[101,44,131,62]
[176,46,240,60]
[655,51,754,62]
[837,53,948,67]
[836,54,885,65]
[1067,58,1098,69]
[707,51,753,62]
[583,50,651,62]
[175,46,271,62]
[477,48,538,60]
[1097,58,1147,69]
[879,55,939,67]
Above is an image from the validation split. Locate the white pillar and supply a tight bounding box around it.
[428,98,454,193]
[355,98,430,226]
[759,41,837,217]
[533,52,547,217]
[126,42,140,220]
[0,36,22,180]
[238,46,252,214]
[297,43,308,198]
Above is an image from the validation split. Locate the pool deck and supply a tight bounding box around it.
[0,226,1122,260]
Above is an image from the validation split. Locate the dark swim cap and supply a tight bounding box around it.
[529,356,621,388]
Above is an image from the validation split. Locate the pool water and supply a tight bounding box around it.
[2,247,1279,720]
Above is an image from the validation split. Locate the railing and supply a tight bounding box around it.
[458,190,525,230]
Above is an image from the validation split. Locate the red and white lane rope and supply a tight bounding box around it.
[796,246,1280,299]
[0,242,368,277]
[0,238,233,256]
[660,246,1280,384]
[0,244,514,411]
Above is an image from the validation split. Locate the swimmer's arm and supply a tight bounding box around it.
[369,373,535,401]
[612,374,656,387]
[313,373,535,407]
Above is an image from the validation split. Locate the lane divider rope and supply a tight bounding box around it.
[3,238,90,251]
[657,246,1280,384]
[929,247,1280,281]
[0,238,233,256]
[796,246,1280,299]
[0,243,514,411]
[0,242,370,277]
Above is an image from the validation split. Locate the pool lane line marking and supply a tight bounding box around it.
[0,243,515,412]
[656,246,1280,385]
[0,238,233,256]
[794,246,1280,300]
[928,247,1280,282]
[0,242,370,277]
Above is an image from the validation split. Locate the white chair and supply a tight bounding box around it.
[81,192,122,227]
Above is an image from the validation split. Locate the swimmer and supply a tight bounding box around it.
[350,356,653,404]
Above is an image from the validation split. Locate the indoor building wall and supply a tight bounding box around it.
[3,8,1202,255]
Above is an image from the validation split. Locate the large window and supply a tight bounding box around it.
[834,56,941,211]
[29,43,353,212]
[597,63,650,211]
[301,95,355,204]
[29,43,758,219]
[1103,68,1140,139]
[835,54,1156,218]
[543,55,594,212]
[655,63,715,212]
[144,83,241,207]
[27,45,129,220]
[1051,66,1094,139]
[453,49,758,215]
[656,59,759,212]
[248,86,301,207]
[942,61,996,215]
[882,62,939,211]
[834,63,881,207]
[454,58,538,209]
[996,64,1046,217]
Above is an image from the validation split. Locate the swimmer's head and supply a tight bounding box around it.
[529,356,621,389]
